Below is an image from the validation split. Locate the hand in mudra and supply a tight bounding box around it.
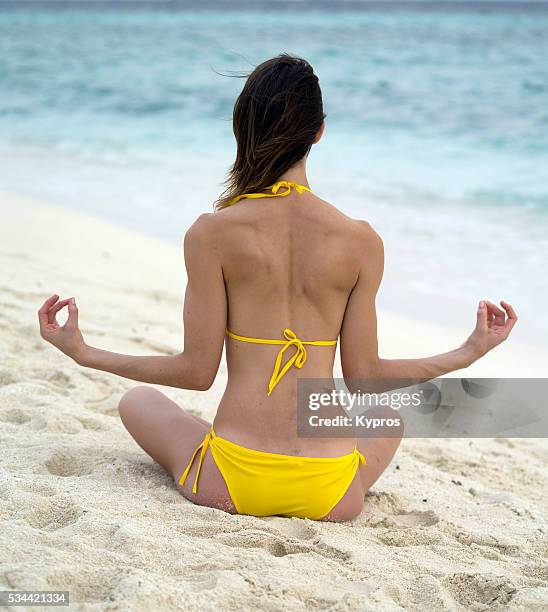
[464,299,517,359]
[38,294,86,361]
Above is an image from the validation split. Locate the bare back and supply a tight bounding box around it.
[191,190,375,455]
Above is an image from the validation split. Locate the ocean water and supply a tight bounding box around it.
[1,1,547,345]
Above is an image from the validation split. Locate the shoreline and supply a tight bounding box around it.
[1,189,547,610]
[2,143,547,347]
[1,188,546,376]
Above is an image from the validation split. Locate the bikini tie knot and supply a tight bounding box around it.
[224,328,337,397]
[267,328,307,396]
[283,328,307,368]
[178,432,211,494]
[271,180,309,196]
[226,180,311,206]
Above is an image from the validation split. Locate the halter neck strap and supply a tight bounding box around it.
[226,180,312,206]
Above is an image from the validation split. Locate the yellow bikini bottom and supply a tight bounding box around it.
[179,427,366,520]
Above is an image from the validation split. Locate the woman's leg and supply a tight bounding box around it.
[118,385,236,513]
[320,473,365,522]
[323,406,404,522]
[357,406,404,493]
[118,388,402,522]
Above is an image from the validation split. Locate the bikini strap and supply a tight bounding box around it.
[226,328,337,396]
[226,180,312,206]
[179,428,214,494]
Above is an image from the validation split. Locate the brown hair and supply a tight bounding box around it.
[214,54,325,211]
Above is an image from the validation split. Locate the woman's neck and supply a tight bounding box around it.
[277,161,310,190]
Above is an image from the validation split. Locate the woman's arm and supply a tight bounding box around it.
[340,222,517,393]
[38,214,227,391]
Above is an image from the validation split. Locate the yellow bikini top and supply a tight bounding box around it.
[226,329,337,396]
[225,181,336,396]
[227,180,312,206]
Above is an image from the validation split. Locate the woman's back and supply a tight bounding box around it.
[37,53,516,521]
[207,186,368,453]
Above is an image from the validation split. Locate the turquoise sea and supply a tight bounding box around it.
[1,1,547,344]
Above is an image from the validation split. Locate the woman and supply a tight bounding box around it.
[38,54,517,521]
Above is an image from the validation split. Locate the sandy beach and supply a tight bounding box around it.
[1,190,547,611]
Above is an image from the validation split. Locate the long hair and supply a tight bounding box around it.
[214,54,325,211]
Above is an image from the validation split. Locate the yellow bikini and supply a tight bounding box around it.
[180,181,367,519]
[180,427,365,520]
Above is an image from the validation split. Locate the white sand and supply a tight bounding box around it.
[1,191,547,611]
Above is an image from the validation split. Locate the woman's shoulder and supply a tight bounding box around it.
[352,218,383,246]
[324,202,383,248]
[183,213,221,254]
[183,202,383,253]
[313,195,382,237]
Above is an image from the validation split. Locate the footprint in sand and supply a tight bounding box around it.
[446,525,522,557]
[0,407,32,424]
[363,509,439,530]
[75,415,108,431]
[362,491,440,530]
[376,526,444,547]
[363,491,403,514]
[443,572,519,608]
[176,514,321,544]
[24,495,82,530]
[216,530,308,557]
[106,522,141,555]
[180,572,219,592]
[47,369,75,391]
[391,509,439,528]
[45,446,115,477]
[84,393,123,418]
[46,567,117,603]
[17,482,58,497]
[262,516,319,541]
[30,414,84,434]
[216,529,351,561]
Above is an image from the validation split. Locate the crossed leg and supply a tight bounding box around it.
[320,407,403,521]
[117,386,403,521]
[357,406,404,493]
[117,386,236,513]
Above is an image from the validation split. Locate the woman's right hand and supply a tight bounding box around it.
[463,300,518,362]
[38,294,87,363]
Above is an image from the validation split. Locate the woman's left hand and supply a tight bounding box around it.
[38,294,86,362]
[462,299,518,362]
